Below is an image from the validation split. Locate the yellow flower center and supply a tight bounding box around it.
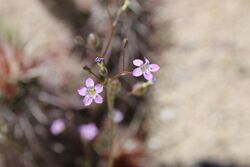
[88,88,96,96]
[141,64,149,72]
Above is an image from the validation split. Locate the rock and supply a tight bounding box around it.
[147,0,250,166]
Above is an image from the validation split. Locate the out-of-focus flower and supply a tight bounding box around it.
[132,58,160,81]
[114,110,124,123]
[78,78,104,106]
[50,119,65,135]
[79,123,99,141]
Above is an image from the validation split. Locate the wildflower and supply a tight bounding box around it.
[50,119,65,135]
[113,110,124,123]
[79,123,99,141]
[78,78,103,106]
[132,58,160,81]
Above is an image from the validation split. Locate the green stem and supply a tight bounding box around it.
[106,79,116,167]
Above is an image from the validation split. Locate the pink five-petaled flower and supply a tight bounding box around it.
[78,78,104,106]
[79,123,99,141]
[132,58,160,81]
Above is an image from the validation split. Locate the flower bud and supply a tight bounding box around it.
[97,62,108,77]
[122,0,130,11]
[131,82,151,96]
[110,79,121,96]
[87,33,100,49]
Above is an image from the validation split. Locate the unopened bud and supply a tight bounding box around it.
[83,65,91,72]
[110,79,122,96]
[97,63,108,77]
[131,82,151,96]
[122,0,130,11]
[87,33,100,49]
[122,38,128,48]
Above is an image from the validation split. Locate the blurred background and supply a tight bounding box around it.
[1,0,250,167]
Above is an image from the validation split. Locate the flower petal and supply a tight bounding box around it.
[83,96,93,106]
[133,59,144,66]
[94,94,103,104]
[77,87,87,96]
[143,71,153,81]
[133,68,143,77]
[95,84,103,93]
[85,78,94,87]
[144,57,150,64]
[149,64,160,72]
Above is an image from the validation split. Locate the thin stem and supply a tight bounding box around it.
[121,39,128,71]
[102,27,114,58]
[83,143,92,167]
[90,72,100,79]
[102,0,128,58]
[111,71,132,81]
[82,66,101,80]
[106,80,116,167]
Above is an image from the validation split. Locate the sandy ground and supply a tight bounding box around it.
[0,0,72,51]
[147,0,250,166]
[0,0,87,93]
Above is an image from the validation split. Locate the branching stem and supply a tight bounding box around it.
[102,0,130,59]
[111,71,132,81]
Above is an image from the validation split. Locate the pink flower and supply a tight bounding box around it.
[113,110,124,123]
[132,58,160,81]
[79,123,99,141]
[78,78,104,106]
[50,119,65,135]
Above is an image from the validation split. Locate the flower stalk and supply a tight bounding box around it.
[76,1,160,166]
[122,38,128,71]
[83,66,101,80]
[106,79,116,167]
[102,0,130,59]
